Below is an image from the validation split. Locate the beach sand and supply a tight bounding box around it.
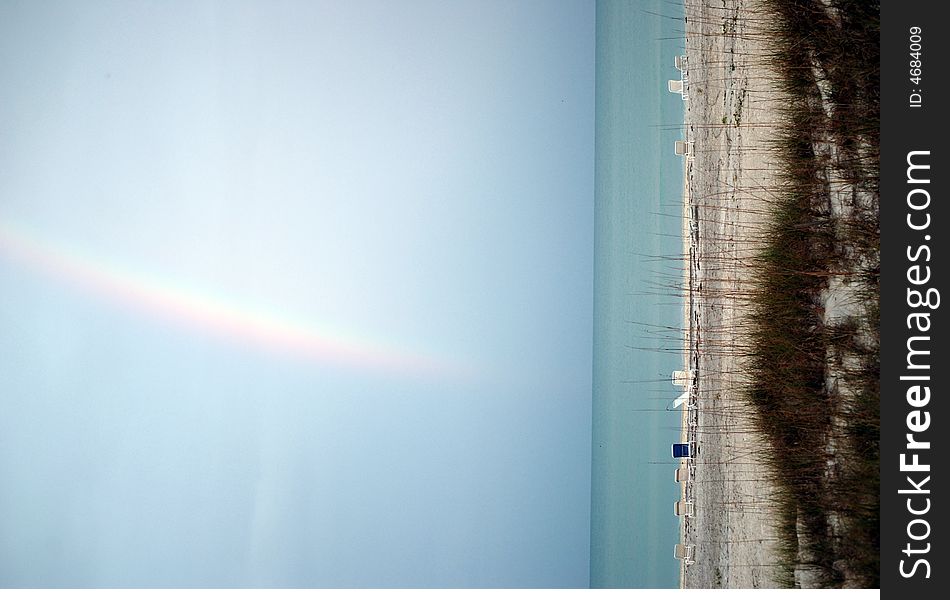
[678,0,786,588]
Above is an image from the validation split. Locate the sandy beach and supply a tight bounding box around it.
[678,0,786,588]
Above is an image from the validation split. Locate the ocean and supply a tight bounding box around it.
[590,0,686,588]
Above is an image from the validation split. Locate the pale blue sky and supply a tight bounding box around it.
[0,0,595,587]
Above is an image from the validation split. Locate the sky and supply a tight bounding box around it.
[0,0,595,587]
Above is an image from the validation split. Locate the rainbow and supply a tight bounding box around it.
[0,221,462,378]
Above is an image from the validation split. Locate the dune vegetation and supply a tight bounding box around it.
[745,0,879,587]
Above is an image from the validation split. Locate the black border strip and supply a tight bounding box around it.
[881,0,946,592]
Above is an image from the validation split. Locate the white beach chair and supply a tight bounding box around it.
[674,140,694,157]
[674,543,695,563]
[674,467,692,483]
[674,55,687,72]
[671,369,694,388]
[674,500,695,517]
[668,79,684,94]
